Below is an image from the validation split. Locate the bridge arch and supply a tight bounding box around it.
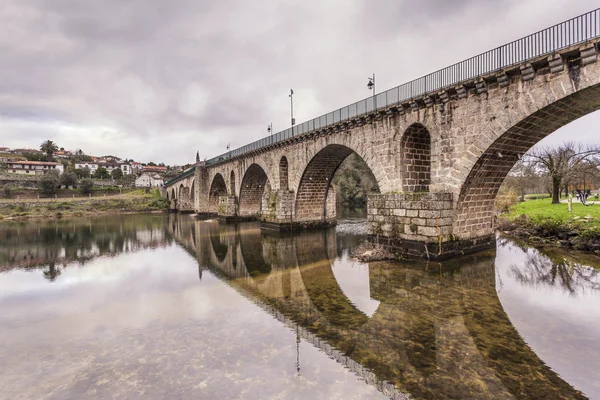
[401,123,431,192]
[190,179,195,201]
[279,156,289,191]
[295,144,381,222]
[239,163,270,216]
[171,188,176,200]
[178,183,185,199]
[452,80,600,239]
[209,173,227,214]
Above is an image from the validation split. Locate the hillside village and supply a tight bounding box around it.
[0,141,193,198]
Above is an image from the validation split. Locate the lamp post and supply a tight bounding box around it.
[367,74,376,111]
[267,123,273,144]
[289,89,295,135]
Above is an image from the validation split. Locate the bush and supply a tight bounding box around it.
[3,183,13,198]
[59,171,78,187]
[38,173,60,196]
[495,187,519,212]
[79,179,94,195]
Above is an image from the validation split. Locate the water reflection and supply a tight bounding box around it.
[500,238,600,295]
[0,214,598,399]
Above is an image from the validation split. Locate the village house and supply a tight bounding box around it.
[11,148,42,155]
[142,165,168,174]
[6,160,64,175]
[54,149,72,158]
[0,147,10,153]
[98,155,122,162]
[135,172,164,188]
[74,161,135,175]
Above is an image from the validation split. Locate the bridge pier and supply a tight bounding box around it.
[367,193,495,260]
[259,188,338,232]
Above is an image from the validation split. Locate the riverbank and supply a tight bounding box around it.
[0,190,169,221]
[497,198,600,254]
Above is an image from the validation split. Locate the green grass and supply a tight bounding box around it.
[506,198,600,220]
[503,198,600,244]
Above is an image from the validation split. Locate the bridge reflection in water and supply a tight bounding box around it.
[168,215,587,400]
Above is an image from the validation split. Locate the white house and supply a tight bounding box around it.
[74,162,134,175]
[6,161,64,175]
[135,172,164,188]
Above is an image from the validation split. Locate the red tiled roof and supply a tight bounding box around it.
[8,161,60,166]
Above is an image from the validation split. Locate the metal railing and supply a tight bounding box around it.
[164,167,194,187]
[196,9,600,171]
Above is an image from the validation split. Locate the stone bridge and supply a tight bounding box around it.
[166,215,586,399]
[165,11,600,259]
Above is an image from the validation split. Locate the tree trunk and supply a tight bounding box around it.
[552,176,561,204]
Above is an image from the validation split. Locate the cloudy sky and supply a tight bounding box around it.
[1,0,599,165]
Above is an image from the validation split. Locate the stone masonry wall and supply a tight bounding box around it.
[261,190,295,223]
[218,195,237,216]
[368,193,453,242]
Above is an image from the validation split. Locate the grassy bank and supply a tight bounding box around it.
[0,189,169,221]
[498,198,600,253]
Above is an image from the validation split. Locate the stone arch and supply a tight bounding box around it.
[171,188,176,200]
[230,170,236,196]
[209,173,227,214]
[279,156,289,190]
[401,123,431,192]
[453,85,600,240]
[239,163,270,216]
[295,144,380,222]
[178,183,185,199]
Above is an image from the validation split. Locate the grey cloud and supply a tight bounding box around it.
[0,0,599,164]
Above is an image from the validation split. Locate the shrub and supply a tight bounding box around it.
[79,179,94,195]
[59,171,78,187]
[3,183,13,198]
[38,173,60,196]
[495,187,519,212]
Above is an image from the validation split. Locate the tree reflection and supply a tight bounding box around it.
[42,262,61,282]
[510,251,600,295]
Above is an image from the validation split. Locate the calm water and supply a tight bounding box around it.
[0,212,599,400]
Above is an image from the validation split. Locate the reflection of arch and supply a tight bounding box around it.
[230,170,236,196]
[279,156,289,190]
[454,88,600,238]
[239,164,270,216]
[295,144,380,222]
[209,223,228,262]
[401,123,431,192]
[209,173,227,213]
[295,229,369,328]
[239,229,271,277]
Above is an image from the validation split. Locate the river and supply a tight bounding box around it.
[0,212,599,399]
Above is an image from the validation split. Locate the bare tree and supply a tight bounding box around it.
[525,142,600,204]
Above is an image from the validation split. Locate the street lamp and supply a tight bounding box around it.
[367,74,376,111]
[267,123,273,144]
[289,89,295,128]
